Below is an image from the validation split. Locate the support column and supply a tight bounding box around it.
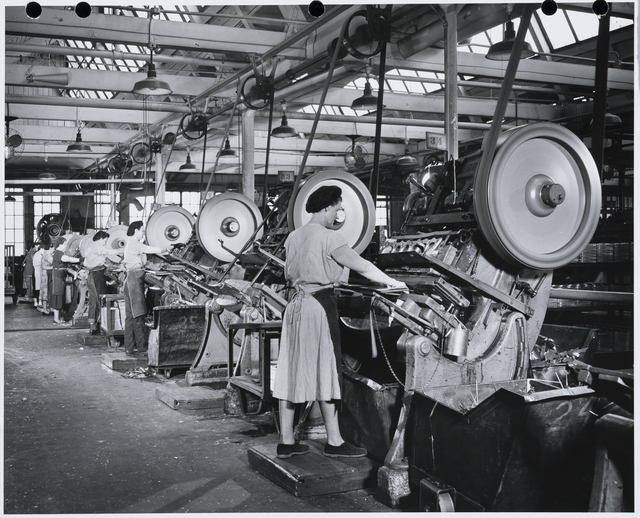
[242,110,255,203]
[444,6,459,161]
[155,153,165,206]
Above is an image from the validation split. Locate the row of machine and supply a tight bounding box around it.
[38,121,631,512]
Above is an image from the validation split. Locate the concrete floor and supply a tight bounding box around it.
[4,300,400,514]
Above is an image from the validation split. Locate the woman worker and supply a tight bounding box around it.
[50,237,81,325]
[84,231,124,335]
[122,221,169,357]
[272,185,407,459]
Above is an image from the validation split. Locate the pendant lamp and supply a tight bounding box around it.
[132,49,172,96]
[351,64,385,111]
[179,150,198,170]
[486,18,535,61]
[66,128,92,152]
[271,101,298,138]
[218,138,237,157]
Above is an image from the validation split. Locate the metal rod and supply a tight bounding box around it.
[5,179,150,185]
[549,288,633,304]
[6,43,246,69]
[108,5,310,25]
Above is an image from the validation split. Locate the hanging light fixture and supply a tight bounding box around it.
[5,194,16,202]
[396,123,418,170]
[486,14,535,61]
[132,10,172,96]
[38,148,56,180]
[271,101,298,138]
[132,48,172,96]
[67,108,92,152]
[179,148,198,170]
[66,127,92,152]
[351,63,385,111]
[218,138,237,157]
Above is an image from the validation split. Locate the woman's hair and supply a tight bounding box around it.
[127,220,144,236]
[51,237,66,249]
[93,230,110,241]
[305,185,342,213]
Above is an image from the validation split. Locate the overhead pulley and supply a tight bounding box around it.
[473,122,601,270]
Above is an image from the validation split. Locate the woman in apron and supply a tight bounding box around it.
[50,237,81,325]
[272,185,406,459]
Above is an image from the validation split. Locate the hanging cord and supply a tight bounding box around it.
[450,154,457,204]
[261,91,276,214]
[203,82,243,205]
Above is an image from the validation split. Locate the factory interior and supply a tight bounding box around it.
[3,1,636,513]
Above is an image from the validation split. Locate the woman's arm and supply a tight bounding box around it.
[61,254,81,263]
[331,245,406,288]
[142,245,168,255]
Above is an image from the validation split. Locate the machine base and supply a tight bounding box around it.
[376,465,413,509]
[100,351,148,372]
[248,440,380,497]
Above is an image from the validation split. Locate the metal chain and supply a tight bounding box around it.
[372,311,405,389]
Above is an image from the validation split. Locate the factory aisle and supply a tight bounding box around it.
[4,301,397,514]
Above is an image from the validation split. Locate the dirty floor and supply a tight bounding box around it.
[4,300,401,514]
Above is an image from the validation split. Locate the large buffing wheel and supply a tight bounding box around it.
[196,192,264,263]
[290,170,376,255]
[64,234,83,257]
[473,123,601,269]
[146,206,195,249]
[106,225,129,250]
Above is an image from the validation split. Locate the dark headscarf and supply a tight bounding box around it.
[305,185,342,213]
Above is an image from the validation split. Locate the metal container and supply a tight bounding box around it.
[339,369,403,463]
[409,379,598,511]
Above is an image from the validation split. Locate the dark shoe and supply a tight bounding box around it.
[125,351,137,357]
[276,442,310,459]
[323,442,367,458]
[90,329,101,335]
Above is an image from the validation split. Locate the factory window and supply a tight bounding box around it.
[128,195,155,222]
[4,190,25,256]
[376,198,387,227]
[94,190,114,230]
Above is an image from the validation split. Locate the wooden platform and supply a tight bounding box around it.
[155,382,226,410]
[77,333,107,347]
[101,351,149,372]
[248,440,380,497]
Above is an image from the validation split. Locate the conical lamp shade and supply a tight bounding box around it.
[67,129,92,152]
[271,115,298,138]
[351,81,385,110]
[132,61,172,96]
[218,138,237,157]
[179,153,198,170]
[486,20,535,61]
[396,149,418,169]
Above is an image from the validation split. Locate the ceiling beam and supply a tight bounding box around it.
[6,64,222,97]
[385,49,634,91]
[5,7,306,58]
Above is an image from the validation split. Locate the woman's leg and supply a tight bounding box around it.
[318,400,344,447]
[279,399,297,445]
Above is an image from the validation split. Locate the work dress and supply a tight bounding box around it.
[50,250,67,310]
[272,223,349,404]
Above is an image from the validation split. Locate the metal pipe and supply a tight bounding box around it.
[5,191,94,196]
[255,111,510,131]
[108,5,310,25]
[4,94,191,113]
[549,288,633,304]
[6,43,246,69]
[5,179,149,185]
